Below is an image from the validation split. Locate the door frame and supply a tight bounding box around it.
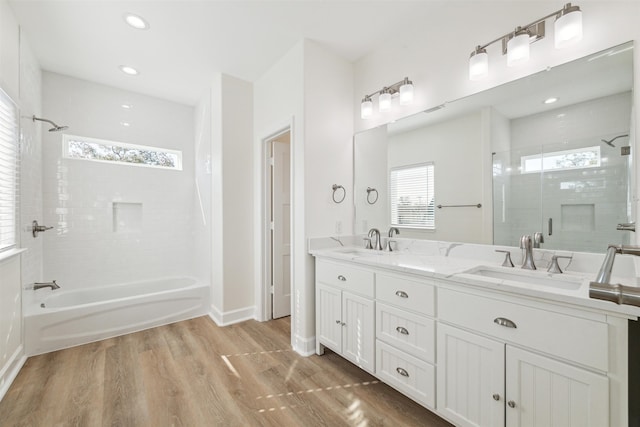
[256,119,294,321]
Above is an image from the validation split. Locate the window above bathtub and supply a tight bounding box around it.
[62,134,182,170]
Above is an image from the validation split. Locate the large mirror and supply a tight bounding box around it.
[354,42,634,253]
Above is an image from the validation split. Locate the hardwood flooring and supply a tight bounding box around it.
[0,316,452,427]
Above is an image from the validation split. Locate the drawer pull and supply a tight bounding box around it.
[507,400,516,408]
[395,290,409,298]
[335,320,341,324]
[337,275,347,281]
[492,393,500,401]
[395,326,409,335]
[396,367,409,377]
[494,317,517,329]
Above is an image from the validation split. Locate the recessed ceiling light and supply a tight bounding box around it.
[121,104,132,109]
[124,13,149,30]
[119,65,139,76]
[120,121,130,127]
[544,97,558,104]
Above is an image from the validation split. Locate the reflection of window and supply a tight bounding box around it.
[0,89,18,252]
[63,135,182,170]
[390,163,435,229]
[521,146,600,174]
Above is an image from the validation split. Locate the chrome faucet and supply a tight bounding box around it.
[385,227,400,251]
[33,280,60,290]
[368,228,383,251]
[519,235,536,270]
[533,231,544,248]
[594,245,640,284]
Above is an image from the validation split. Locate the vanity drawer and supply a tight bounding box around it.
[316,260,374,297]
[439,288,609,371]
[376,340,435,409]
[376,273,435,316]
[376,302,435,363]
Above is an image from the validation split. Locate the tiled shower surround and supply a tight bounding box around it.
[41,72,196,290]
[493,92,632,253]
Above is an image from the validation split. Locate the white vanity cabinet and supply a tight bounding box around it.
[315,260,375,373]
[374,272,437,408]
[437,287,610,427]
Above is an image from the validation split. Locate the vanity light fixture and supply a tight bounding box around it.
[119,65,139,76]
[469,3,582,80]
[360,77,414,119]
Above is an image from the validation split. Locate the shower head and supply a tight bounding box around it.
[32,115,68,132]
[601,134,629,148]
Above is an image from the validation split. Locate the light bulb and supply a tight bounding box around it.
[469,47,488,80]
[361,97,373,119]
[399,79,414,105]
[555,5,582,48]
[379,90,392,112]
[507,30,530,67]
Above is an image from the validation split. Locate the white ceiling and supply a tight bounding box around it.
[9,0,437,106]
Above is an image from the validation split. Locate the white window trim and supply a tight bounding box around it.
[62,134,183,171]
[389,162,435,230]
[0,87,18,253]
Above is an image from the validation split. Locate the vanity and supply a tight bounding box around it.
[311,241,639,427]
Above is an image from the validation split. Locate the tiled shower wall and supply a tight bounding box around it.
[41,72,195,290]
[494,92,632,252]
[18,33,43,287]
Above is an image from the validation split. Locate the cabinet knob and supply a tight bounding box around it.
[396,367,409,377]
[395,326,409,335]
[341,322,346,326]
[492,394,500,401]
[395,290,409,298]
[335,320,341,324]
[494,317,517,329]
[507,400,516,408]
[337,275,347,281]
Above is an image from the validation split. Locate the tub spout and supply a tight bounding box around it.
[34,280,60,290]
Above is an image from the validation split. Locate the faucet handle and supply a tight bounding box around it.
[547,255,572,274]
[385,239,396,252]
[495,250,514,267]
[363,237,373,249]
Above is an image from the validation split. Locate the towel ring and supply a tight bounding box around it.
[332,184,346,203]
[366,187,379,205]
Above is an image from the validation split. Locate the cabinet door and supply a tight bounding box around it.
[342,291,375,373]
[505,346,609,427]
[437,324,505,427]
[316,284,342,353]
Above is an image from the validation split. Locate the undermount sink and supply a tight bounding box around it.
[462,266,584,290]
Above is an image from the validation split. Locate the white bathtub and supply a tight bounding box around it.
[24,277,209,355]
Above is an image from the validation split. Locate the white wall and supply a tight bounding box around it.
[253,40,354,354]
[41,72,195,289]
[354,126,388,234]
[209,73,254,324]
[193,92,212,286]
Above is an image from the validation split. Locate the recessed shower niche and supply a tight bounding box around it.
[113,202,143,233]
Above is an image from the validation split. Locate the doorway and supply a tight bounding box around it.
[266,130,292,319]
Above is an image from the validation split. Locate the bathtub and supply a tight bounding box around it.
[24,277,209,356]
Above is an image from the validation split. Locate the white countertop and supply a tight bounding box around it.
[310,244,640,319]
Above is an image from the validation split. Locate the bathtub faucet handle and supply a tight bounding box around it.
[32,220,54,238]
[33,280,60,291]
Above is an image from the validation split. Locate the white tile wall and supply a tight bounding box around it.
[41,72,195,290]
[494,92,632,252]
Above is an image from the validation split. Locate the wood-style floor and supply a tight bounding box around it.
[0,316,452,427]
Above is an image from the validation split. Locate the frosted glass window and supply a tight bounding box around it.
[63,134,182,170]
[390,162,435,229]
[521,146,600,174]
[0,88,18,252]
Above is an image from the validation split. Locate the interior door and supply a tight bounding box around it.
[271,139,291,318]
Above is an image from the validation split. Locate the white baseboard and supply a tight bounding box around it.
[208,305,255,327]
[292,334,316,356]
[0,345,27,403]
